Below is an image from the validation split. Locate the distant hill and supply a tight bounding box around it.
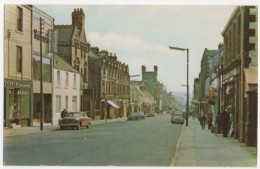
[171,91,186,98]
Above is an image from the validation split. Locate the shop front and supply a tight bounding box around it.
[222,68,240,138]
[4,80,32,127]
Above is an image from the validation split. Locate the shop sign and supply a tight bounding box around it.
[208,90,217,97]
[49,29,58,53]
[34,29,49,43]
[4,81,31,88]
[223,68,236,81]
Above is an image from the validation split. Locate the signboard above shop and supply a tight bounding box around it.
[208,90,217,97]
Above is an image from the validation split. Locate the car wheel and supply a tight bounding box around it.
[171,120,174,124]
[60,126,64,130]
[86,125,89,129]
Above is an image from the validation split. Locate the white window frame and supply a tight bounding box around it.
[66,72,69,88]
[56,95,61,113]
[57,70,60,87]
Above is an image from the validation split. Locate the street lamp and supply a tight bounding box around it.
[169,46,189,127]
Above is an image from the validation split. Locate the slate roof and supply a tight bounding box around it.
[54,25,73,42]
[53,53,79,74]
[89,51,103,60]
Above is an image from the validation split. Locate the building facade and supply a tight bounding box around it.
[31,6,55,125]
[208,44,224,130]
[141,65,162,113]
[221,6,258,145]
[54,8,90,112]
[198,48,218,115]
[4,5,33,127]
[52,54,81,125]
[89,48,129,120]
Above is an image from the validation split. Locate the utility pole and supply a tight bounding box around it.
[40,17,44,131]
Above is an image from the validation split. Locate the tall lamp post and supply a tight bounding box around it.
[169,46,189,127]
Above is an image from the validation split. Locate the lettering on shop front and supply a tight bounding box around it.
[4,81,30,88]
[34,29,49,44]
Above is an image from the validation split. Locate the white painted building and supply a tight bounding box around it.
[52,53,80,125]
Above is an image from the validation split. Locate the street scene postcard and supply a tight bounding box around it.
[2,0,258,167]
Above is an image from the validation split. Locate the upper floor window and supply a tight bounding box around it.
[73,74,76,89]
[32,55,52,82]
[66,72,69,88]
[17,6,23,32]
[57,70,60,87]
[16,46,22,73]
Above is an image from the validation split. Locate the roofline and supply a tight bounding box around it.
[221,6,240,36]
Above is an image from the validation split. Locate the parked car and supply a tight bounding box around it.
[147,112,156,117]
[127,112,139,120]
[137,111,145,119]
[59,112,91,130]
[171,111,184,124]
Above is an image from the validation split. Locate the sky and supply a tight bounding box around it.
[1,0,258,95]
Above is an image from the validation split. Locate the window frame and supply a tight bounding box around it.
[16,46,22,73]
[17,6,23,32]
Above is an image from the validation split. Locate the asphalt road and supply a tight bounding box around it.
[3,114,183,166]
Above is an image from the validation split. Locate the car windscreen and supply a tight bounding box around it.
[69,113,80,117]
[173,113,183,117]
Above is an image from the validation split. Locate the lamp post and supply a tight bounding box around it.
[169,46,189,127]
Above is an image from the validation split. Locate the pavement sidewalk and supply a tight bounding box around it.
[3,117,127,138]
[170,117,258,167]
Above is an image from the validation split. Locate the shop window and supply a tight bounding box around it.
[16,46,22,73]
[17,6,23,32]
[9,89,30,118]
[33,55,52,82]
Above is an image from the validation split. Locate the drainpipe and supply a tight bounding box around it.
[239,6,245,142]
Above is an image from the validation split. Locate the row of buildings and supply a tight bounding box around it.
[192,6,258,147]
[4,5,176,127]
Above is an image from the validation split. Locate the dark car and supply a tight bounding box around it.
[59,112,91,130]
[128,112,139,120]
[137,111,145,119]
[147,112,156,117]
[171,111,184,124]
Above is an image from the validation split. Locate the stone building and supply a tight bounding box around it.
[141,65,162,113]
[52,54,81,125]
[191,78,200,116]
[4,5,33,127]
[88,47,129,120]
[198,48,218,115]
[31,6,55,125]
[221,6,258,145]
[54,8,90,112]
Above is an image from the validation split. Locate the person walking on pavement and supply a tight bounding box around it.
[207,111,213,130]
[220,108,230,137]
[61,108,68,118]
[200,114,206,130]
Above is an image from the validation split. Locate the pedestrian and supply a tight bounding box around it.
[9,103,16,120]
[61,109,68,118]
[200,114,206,130]
[220,108,230,137]
[207,111,213,130]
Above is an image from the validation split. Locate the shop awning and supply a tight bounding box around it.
[244,68,258,84]
[107,100,120,109]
